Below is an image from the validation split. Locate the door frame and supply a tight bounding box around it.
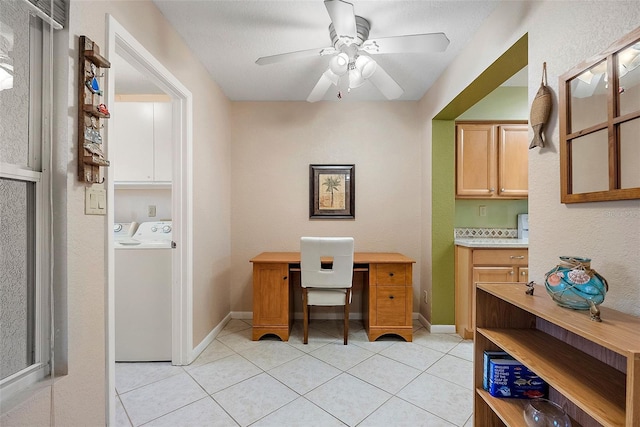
[104,14,194,424]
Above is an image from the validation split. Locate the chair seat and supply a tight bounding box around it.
[307,288,352,306]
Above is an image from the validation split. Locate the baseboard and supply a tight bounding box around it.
[417,313,456,334]
[226,312,456,334]
[190,312,232,363]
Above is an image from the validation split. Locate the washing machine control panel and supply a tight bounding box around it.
[149,225,172,233]
[135,221,173,242]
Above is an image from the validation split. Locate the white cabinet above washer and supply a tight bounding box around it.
[111,101,172,184]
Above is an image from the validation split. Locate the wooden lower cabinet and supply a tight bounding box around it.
[366,263,413,342]
[475,283,640,426]
[455,246,528,339]
[252,262,292,341]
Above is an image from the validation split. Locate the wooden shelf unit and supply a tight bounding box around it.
[78,36,111,183]
[474,282,640,427]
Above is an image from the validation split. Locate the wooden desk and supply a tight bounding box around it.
[250,252,415,342]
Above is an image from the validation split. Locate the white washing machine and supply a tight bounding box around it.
[115,221,173,362]
[113,221,138,243]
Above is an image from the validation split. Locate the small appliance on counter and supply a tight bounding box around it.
[518,214,529,240]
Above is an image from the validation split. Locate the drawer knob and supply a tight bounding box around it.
[389,295,394,299]
[283,276,287,280]
[510,255,525,259]
[389,272,394,277]
[521,271,527,276]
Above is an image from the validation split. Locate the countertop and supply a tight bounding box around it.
[454,238,529,248]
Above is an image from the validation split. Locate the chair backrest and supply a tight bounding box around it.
[300,237,354,289]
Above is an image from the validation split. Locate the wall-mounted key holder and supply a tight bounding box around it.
[78,35,111,184]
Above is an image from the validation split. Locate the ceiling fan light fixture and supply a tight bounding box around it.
[355,55,377,79]
[329,52,349,76]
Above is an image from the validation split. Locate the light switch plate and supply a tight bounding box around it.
[85,187,107,215]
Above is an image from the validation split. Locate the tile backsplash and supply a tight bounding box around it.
[454,228,518,239]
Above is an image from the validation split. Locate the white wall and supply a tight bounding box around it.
[230,102,422,314]
[419,1,640,318]
[0,0,231,424]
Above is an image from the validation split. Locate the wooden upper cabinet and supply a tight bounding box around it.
[456,122,528,199]
[498,125,528,198]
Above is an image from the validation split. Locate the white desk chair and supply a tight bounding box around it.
[300,237,354,345]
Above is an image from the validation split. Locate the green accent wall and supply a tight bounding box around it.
[455,199,529,228]
[431,120,456,324]
[456,86,529,229]
[458,86,528,121]
[430,33,528,326]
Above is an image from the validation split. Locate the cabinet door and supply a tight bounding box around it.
[153,102,172,182]
[456,124,496,197]
[112,102,154,181]
[253,263,289,327]
[518,267,529,283]
[498,124,528,198]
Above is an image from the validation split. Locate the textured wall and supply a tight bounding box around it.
[230,101,422,314]
[526,1,640,315]
[419,0,640,325]
[1,0,232,424]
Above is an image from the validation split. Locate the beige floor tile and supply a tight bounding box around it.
[185,340,236,370]
[426,354,474,390]
[305,373,391,426]
[251,397,345,427]
[119,373,207,426]
[359,396,457,427]
[239,340,305,370]
[347,354,421,394]
[115,362,184,394]
[267,354,341,394]
[397,373,473,426]
[116,320,474,426]
[143,397,237,427]
[212,373,298,426]
[379,341,445,370]
[187,354,262,394]
[309,341,375,371]
[412,330,463,353]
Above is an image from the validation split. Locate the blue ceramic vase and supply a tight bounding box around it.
[544,256,608,321]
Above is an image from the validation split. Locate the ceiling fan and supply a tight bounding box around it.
[255,0,450,102]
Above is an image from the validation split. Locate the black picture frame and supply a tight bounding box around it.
[309,164,355,219]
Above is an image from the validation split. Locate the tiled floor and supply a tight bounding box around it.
[115,319,474,427]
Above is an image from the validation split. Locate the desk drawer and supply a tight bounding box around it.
[376,286,408,326]
[375,264,407,285]
[472,249,528,266]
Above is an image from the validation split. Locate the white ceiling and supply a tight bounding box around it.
[147,0,504,102]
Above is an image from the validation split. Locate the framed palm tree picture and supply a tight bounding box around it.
[309,164,355,219]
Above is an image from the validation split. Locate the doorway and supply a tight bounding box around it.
[430,34,528,326]
[105,14,194,424]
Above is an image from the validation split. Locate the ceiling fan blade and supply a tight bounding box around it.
[368,64,403,100]
[362,32,450,54]
[307,70,335,102]
[324,0,357,40]
[256,47,336,65]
